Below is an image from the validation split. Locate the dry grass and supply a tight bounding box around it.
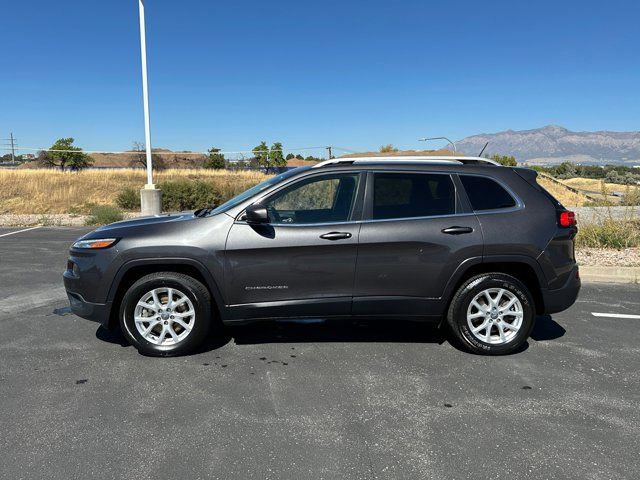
[537,177,590,207]
[0,169,269,214]
[563,177,627,195]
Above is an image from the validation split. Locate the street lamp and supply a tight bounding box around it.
[138,0,161,215]
[418,136,457,153]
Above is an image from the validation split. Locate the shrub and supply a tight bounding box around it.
[159,180,221,211]
[116,188,140,210]
[85,205,124,226]
[576,220,640,249]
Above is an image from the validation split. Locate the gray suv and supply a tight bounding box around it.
[63,156,580,356]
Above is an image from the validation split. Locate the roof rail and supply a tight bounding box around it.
[313,155,501,168]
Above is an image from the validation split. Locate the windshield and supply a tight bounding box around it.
[208,167,311,215]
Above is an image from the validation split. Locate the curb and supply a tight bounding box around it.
[580,266,640,284]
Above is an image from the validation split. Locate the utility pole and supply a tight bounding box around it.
[1,133,17,162]
[326,146,334,159]
[9,133,16,161]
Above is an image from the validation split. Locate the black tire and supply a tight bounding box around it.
[119,272,214,357]
[446,273,535,355]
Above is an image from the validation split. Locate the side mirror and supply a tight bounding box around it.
[245,203,269,224]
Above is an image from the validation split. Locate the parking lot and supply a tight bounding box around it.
[1,226,639,480]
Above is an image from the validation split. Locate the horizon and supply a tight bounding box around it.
[2,0,639,154]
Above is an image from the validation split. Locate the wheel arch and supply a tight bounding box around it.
[443,256,546,315]
[106,258,224,330]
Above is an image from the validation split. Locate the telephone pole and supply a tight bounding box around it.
[2,133,17,161]
[326,146,334,159]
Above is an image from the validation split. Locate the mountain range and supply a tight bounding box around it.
[455,125,640,165]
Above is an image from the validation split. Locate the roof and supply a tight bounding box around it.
[313,156,501,168]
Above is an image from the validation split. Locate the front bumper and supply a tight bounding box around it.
[541,266,581,314]
[63,270,112,327]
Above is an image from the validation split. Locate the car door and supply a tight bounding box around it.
[224,171,364,320]
[352,170,483,316]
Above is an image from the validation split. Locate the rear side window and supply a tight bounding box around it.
[460,175,516,211]
[372,173,455,220]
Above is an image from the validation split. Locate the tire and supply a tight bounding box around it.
[119,272,213,357]
[446,273,535,355]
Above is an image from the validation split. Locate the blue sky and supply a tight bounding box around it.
[1,0,639,155]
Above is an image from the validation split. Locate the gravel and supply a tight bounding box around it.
[576,247,640,267]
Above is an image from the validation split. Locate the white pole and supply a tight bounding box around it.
[138,0,154,187]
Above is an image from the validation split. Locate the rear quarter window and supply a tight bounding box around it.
[460,175,516,211]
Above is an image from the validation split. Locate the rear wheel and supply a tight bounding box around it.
[120,272,213,356]
[447,273,535,355]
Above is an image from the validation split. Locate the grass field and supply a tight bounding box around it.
[0,169,269,214]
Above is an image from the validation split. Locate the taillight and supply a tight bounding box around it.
[559,210,576,227]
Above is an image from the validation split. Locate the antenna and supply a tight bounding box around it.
[478,142,489,157]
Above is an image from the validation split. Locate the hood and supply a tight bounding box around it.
[93,212,194,233]
[78,212,205,242]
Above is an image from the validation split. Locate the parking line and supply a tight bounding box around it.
[0,226,41,238]
[591,312,640,319]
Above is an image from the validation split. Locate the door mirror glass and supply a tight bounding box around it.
[245,203,269,224]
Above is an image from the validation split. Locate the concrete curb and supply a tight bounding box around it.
[580,266,640,284]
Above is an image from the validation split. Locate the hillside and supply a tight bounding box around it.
[455,125,640,165]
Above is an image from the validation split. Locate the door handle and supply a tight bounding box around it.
[320,231,352,241]
[441,226,474,235]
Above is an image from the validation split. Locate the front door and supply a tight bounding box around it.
[353,171,483,315]
[224,171,363,320]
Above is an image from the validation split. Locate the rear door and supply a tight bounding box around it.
[352,170,483,315]
[224,171,364,319]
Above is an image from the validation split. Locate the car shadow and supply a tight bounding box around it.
[530,314,566,342]
[228,319,448,346]
[95,314,565,355]
[95,326,129,347]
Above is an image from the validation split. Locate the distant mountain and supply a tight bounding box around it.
[455,125,640,165]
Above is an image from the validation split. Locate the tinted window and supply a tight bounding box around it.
[460,175,516,211]
[372,173,455,220]
[265,173,359,224]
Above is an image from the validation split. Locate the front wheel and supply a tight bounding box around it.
[119,272,213,356]
[446,273,535,355]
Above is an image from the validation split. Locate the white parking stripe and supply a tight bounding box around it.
[0,226,41,238]
[591,312,640,319]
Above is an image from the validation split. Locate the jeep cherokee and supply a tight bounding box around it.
[63,156,580,356]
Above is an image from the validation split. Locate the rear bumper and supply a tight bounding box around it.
[541,266,581,314]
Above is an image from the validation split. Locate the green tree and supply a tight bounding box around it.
[268,142,286,171]
[38,138,93,171]
[204,147,226,169]
[285,153,295,161]
[489,154,517,167]
[252,141,270,170]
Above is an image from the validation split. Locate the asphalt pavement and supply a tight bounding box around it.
[0,226,639,480]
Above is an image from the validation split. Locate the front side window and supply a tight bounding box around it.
[372,173,455,220]
[264,173,359,224]
[459,175,516,211]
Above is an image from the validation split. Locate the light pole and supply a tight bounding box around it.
[138,0,161,215]
[418,136,457,153]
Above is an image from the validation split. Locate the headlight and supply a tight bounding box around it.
[72,238,118,249]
